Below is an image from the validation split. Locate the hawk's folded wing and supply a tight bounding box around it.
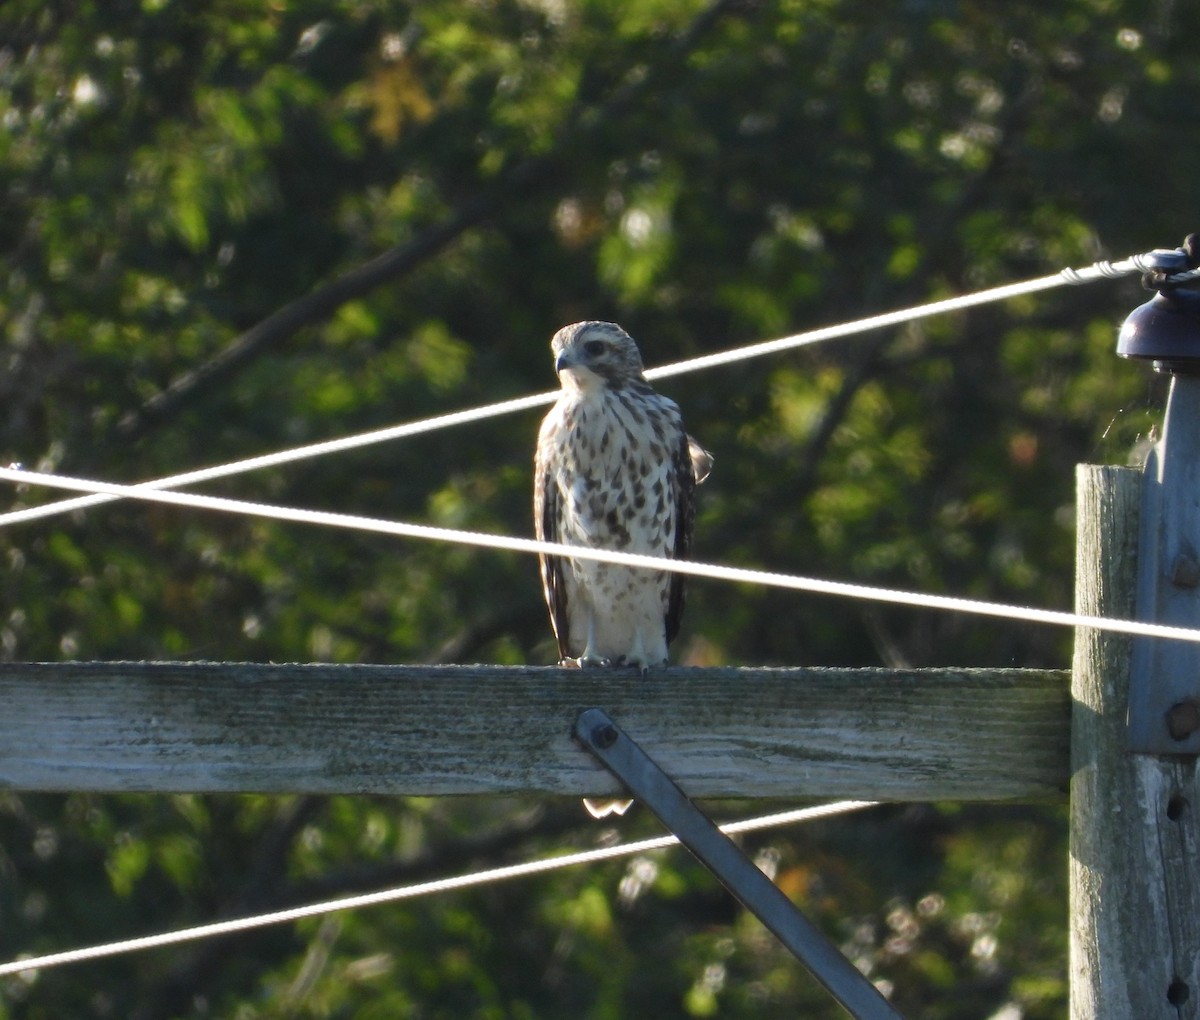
[534,445,572,661]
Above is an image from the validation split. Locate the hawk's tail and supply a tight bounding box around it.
[583,797,634,819]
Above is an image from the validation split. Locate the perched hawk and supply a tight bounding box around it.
[534,321,711,817]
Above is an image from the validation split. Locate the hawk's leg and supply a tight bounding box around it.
[560,612,610,668]
[614,624,668,675]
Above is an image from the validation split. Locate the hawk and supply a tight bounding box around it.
[534,321,711,817]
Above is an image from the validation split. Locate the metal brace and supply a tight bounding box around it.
[1125,373,1200,752]
[573,708,904,1020]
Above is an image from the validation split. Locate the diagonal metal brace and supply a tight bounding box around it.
[573,708,904,1020]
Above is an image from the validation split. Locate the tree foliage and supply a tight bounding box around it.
[1,0,1193,1016]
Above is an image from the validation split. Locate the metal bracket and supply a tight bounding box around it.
[1128,374,1200,753]
[573,708,904,1020]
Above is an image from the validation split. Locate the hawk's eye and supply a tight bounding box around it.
[583,339,605,357]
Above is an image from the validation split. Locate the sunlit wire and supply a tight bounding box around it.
[0,248,1178,531]
[0,253,1184,982]
[0,801,876,978]
[1,463,1196,645]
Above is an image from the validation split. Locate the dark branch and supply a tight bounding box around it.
[113,0,744,443]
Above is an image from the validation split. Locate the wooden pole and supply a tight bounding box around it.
[0,662,1068,800]
[1071,465,1200,1018]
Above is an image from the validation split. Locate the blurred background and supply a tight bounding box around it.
[1,0,1191,1016]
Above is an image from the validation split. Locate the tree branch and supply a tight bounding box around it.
[113,0,745,443]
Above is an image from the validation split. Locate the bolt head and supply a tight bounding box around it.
[591,723,619,749]
[1171,554,1200,589]
[1166,699,1200,741]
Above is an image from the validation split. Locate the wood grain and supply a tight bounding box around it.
[1071,462,1200,1019]
[0,662,1068,800]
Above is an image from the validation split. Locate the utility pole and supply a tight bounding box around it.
[1071,243,1200,1019]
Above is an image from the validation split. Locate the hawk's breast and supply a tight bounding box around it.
[554,387,681,558]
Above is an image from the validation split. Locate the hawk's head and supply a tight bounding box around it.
[550,321,645,391]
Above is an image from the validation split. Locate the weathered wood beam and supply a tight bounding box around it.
[1071,460,1200,1017]
[0,662,1069,801]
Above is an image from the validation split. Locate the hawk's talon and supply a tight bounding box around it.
[560,655,612,669]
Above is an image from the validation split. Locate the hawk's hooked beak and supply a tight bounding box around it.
[554,348,596,391]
